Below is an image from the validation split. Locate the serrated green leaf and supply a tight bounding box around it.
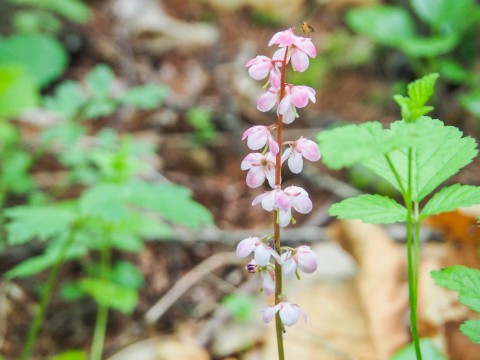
[119,84,169,109]
[421,184,480,219]
[317,122,394,170]
[5,205,78,245]
[329,194,407,224]
[345,6,414,46]
[0,34,67,86]
[407,73,439,108]
[431,265,480,312]
[86,64,114,98]
[364,117,478,202]
[5,254,56,279]
[460,319,480,343]
[83,98,117,119]
[390,338,447,360]
[79,184,131,222]
[79,278,138,313]
[1,150,34,195]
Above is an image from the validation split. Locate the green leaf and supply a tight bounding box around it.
[329,194,407,224]
[5,254,56,279]
[0,150,34,195]
[0,65,39,118]
[128,182,214,228]
[119,84,169,109]
[111,261,144,290]
[12,0,91,24]
[460,91,480,118]
[43,81,87,120]
[13,10,62,34]
[397,34,458,58]
[0,34,67,86]
[83,98,117,119]
[364,117,478,202]
[345,5,414,46]
[85,64,114,98]
[431,265,480,312]
[409,0,478,34]
[5,204,78,245]
[317,122,395,170]
[407,73,439,109]
[79,278,138,314]
[421,184,480,219]
[51,349,87,360]
[460,319,480,343]
[390,338,447,360]
[79,184,131,223]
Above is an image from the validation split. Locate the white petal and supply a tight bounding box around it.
[262,304,281,323]
[279,303,300,326]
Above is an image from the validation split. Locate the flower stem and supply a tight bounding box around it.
[21,229,77,360]
[272,47,289,360]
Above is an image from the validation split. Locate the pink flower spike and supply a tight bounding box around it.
[241,152,276,188]
[242,126,279,155]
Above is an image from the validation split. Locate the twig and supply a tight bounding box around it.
[144,252,243,325]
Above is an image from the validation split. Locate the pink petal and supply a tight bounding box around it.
[257,90,278,112]
[281,148,292,164]
[278,209,292,227]
[268,136,280,155]
[252,192,268,207]
[261,191,276,211]
[261,269,275,295]
[291,49,309,72]
[296,246,318,274]
[278,93,291,115]
[281,105,296,124]
[254,244,274,266]
[281,256,297,279]
[279,302,300,326]
[298,138,320,161]
[265,167,276,188]
[241,152,262,170]
[302,39,317,58]
[292,194,312,214]
[275,190,291,211]
[270,67,281,89]
[248,62,271,80]
[236,237,258,258]
[290,87,310,108]
[288,151,304,173]
[262,304,281,323]
[246,167,266,188]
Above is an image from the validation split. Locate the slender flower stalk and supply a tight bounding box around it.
[238,27,320,360]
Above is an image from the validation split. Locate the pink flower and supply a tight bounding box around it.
[281,245,319,278]
[262,302,307,326]
[242,125,279,155]
[252,186,312,227]
[282,136,321,173]
[278,85,316,124]
[241,152,276,188]
[236,236,280,266]
[270,29,317,72]
[245,55,281,88]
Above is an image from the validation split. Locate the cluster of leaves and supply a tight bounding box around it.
[318,74,480,224]
[186,107,217,146]
[318,74,480,354]
[345,0,480,118]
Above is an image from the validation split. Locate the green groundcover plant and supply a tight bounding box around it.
[318,73,480,359]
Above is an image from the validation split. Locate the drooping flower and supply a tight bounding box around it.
[262,301,307,326]
[282,136,321,173]
[260,267,276,295]
[241,152,276,188]
[236,236,280,266]
[252,186,312,227]
[242,125,279,155]
[281,245,319,278]
[269,28,317,72]
[278,85,316,124]
[245,55,281,88]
